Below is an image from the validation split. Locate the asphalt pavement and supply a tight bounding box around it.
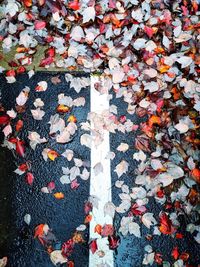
[0,72,199,267]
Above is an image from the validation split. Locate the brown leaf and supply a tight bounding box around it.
[135,134,150,152]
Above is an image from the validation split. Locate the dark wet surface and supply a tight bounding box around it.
[110,92,200,266]
[0,72,90,267]
[0,72,199,267]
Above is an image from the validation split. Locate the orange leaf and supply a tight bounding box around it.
[171,87,181,100]
[148,115,161,127]
[84,214,92,224]
[47,150,59,161]
[16,47,28,53]
[23,0,32,7]
[67,115,77,123]
[73,232,84,243]
[34,224,45,238]
[191,168,200,183]
[57,105,71,113]
[68,261,75,267]
[16,119,23,131]
[158,65,170,73]
[54,192,64,199]
[94,224,102,235]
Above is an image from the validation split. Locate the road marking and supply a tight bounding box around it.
[89,75,113,267]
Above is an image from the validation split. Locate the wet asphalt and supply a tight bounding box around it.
[0,72,199,267]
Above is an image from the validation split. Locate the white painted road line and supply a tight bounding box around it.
[89,75,113,267]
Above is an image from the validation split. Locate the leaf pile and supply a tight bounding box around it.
[0,0,200,266]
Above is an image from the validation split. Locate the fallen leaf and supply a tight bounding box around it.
[82,7,96,23]
[117,143,129,152]
[50,250,68,266]
[47,150,59,161]
[0,257,7,267]
[129,222,141,238]
[54,192,64,199]
[89,240,98,254]
[35,81,48,92]
[26,172,34,185]
[114,160,129,178]
[24,214,31,225]
[142,213,157,229]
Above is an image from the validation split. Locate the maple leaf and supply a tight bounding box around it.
[135,135,150,152]
[34,224,45,238]
[108,235,120,250]
[62,239,75,258]
[159,212,176,235]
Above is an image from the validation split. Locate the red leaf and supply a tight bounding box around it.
[144,26,154,38]
[18,162,29,172]
[16,140,25,157]
[39,57,54,67]
[180,252,189,261]
[34,20,46,30]
[89,240,98,254]
[0,114,10,125]
[108,235,120,250]
[154,253,163,265]
[17,66,26,74]
[34,224,45,238]
[23,0,32,7]
[26,172,34,185]
[175,233,183,239]
[172,246,179,260]
[119,115,126,123]
[68,0,80,10]
[62,239,75,257]
[131,203,147,216]
[46,47,55,58]
[159,212,176,235]
[6,69,15,77]
[67,261,74,267]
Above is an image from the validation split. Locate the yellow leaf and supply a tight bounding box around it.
[47,150,59,161]
[57,104,70,113]
[54,192,64,199]
[67,115,77,123]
